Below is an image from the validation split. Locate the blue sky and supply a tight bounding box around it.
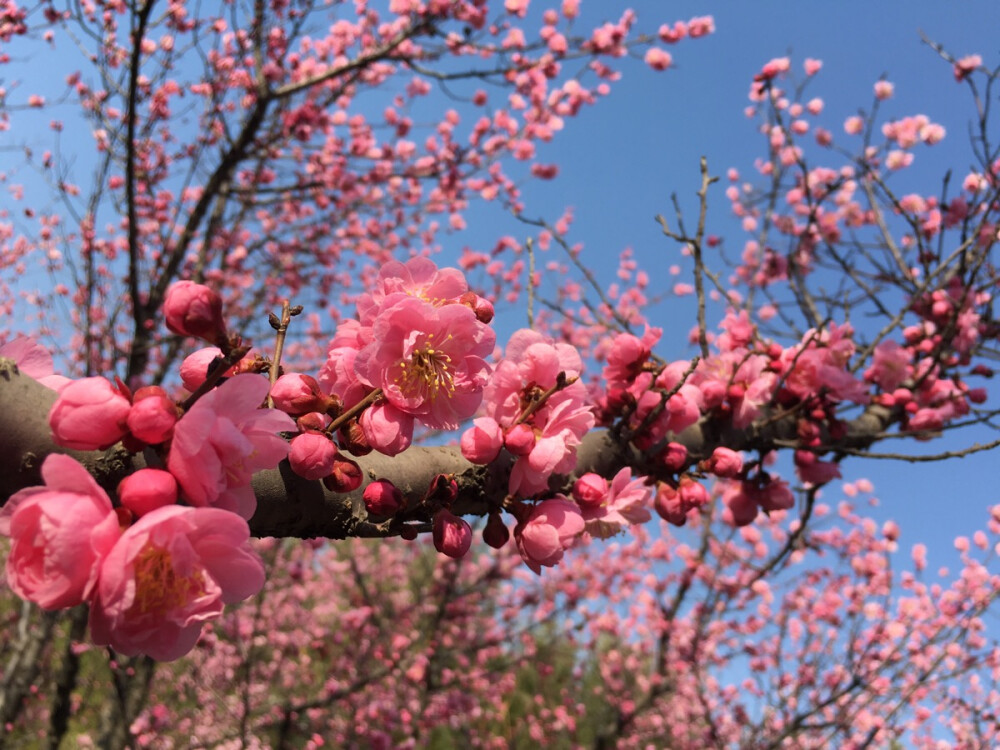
[456,1,1000,571]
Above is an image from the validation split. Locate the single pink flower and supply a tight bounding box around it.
[163,281,226,343]
[49,377,132,450]
[88,505,265,661]
[460,417,503,464]
[167,374,295,520]
[433,509,472,559]
[288,432,338,480]
[355,297,495,430]
[0,454,120,609]
[118,469,178,518]
[514,497,584,574]
[127,386,179,445]
[363,479,403,518]
[359,402,414,456]
[270,373,333,417]
[579,468,652,539]
[571,473,608,507]
[705,447,743,478]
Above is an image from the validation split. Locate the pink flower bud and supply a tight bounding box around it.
[504,423,535,456]
[514,498,584,574]
[359,402,413,456]
[705,447,743,478]
[363,479,403,518]
[296,412,329,432]
[270,373,331,417]
[323,455,363,493]
[677,477,709,509]
[289,432,338,481]
[433,509,472,559]
[460,417,503,464]
[654,484,687,526]
[163,281,226,343]
[118,468,178,517]
[49,377,131,450]
[662,442,688,472]
[126,386,178,445]
[179,347,228,391]
[572,473,608,507]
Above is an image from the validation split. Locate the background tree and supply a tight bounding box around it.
[2,0,1000,747]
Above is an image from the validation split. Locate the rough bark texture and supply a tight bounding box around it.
[0,367,897,539]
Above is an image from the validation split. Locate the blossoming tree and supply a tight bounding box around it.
[2,0,1000,745]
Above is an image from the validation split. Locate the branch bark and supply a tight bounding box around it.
[0,366,900,539]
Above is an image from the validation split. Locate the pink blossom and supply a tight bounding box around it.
[355,297,494,430]
[867,340,911,392]
[179,347,226,392]
[167,374,295,519]
[163,281,226,343]
[579,468,652,539]
[359,402,414,456]
[705,447,743,478]
[49,377,131,450]
[571,473,608,507]
[954,54,982,82]
[460,417,503,464]
[0,454,120,610]
[127,386,179,445]
[644,48,672,71]
[514,497,584,574]
[88,505,265,661]
[0,335,68,389]
[118,469,178,517]
[288,432,338,480]
[356,257,468,327]
[433,510,472,559]
[363,480,403,518]
[804,58,823,76]
[270,373,333,417]
[874,80,894,100]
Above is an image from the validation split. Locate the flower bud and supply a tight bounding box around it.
[460,417,503,464]
[363,479,403,518]
[338,418,372,456]
[662,442,688,472]
[179,347,226,391]
[163,281,226,343]
[49,377,131,450]
[504,424,535,456]
[572,473,608,507]
[323,455,363,493]
[483,511,510,549]
[126,386,178,445]
[117,469,178,517]
[270,373,332,417]
[433,509,472,559]
[654,484,687,526]
[705,447,743,478]
[289,432,338,481]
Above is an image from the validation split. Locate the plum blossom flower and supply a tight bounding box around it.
[356,256,468,327]
[433,509,472,559]
[514,497,584,574]
[163,281,226,343]
[49,377,132,450]
[0,335,69,389]
[355,297,494,430]
[577,468,652,539]
[167,374,295,519]
[88,505,265,661]
[118,469,178,518]
[0,454,120,610]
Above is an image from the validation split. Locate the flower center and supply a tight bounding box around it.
[397,334,455,402]
[130,544,206,616]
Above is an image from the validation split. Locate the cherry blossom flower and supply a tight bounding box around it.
[577,468,652,539]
